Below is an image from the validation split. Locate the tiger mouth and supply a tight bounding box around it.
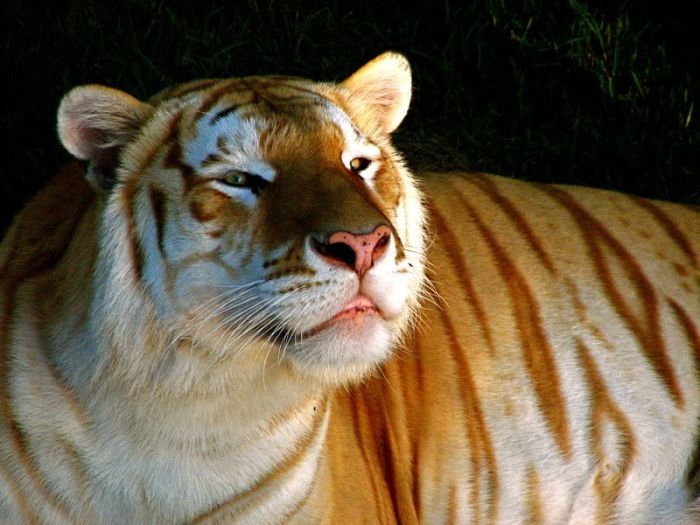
[305,296,381,337]
[263,295,383,343]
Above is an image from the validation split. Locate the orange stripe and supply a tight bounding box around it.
[378,363,419,524]
[447,482,459,525]
[667,297,700,376]
[162,136,198,197]
[121,110,182,186]
[120,182,147,281]
[379,422,403,523]
[197,79,244,114]
[348,392,394,524]
[191,397,328,523]
[425,198,497,355]
[456,194,573,460]
[409,335,426,520]
[460,173,555,272]
[542,185,684,407]
[436,305,499,523]
[524,464,544,525]
[632,197,697,264]
[276,456,322,523]
[576,339,635,523]
[391,347,424,513]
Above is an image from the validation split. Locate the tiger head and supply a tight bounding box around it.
[57,52,426,388]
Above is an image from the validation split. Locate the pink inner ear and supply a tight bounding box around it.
[60,113,98,161]
[61,113,118,169]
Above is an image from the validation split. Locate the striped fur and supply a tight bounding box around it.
[1,53,699,523]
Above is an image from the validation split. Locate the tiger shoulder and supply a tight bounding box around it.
[1,52,698,524]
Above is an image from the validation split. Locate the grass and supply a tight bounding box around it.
[3,0,699,232]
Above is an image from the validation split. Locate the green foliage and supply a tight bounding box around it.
[3,1,698,231]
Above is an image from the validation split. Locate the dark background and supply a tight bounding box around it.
[3,1,699,234]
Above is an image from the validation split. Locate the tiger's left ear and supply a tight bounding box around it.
[341,52,412,133]
[57,85,154,191]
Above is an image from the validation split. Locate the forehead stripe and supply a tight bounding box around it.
[209,104,244,125]
[208,92,332,127]
[164,138,198,193]
[198,79,244,114]
[199,79,335,117]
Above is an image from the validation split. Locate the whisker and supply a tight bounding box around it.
[188,284,266,346]
[192,297,283,383]
[165,280,264,352]
[211,298,280,355]
[195,293,266,348]
[213,292,294,358]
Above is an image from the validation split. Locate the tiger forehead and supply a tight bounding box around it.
[196,79,336,122]
[154,75,325,105]
[179,81,373,171]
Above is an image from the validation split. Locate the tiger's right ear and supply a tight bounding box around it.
[57,85,153,191]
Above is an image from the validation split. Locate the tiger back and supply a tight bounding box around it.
[0,52,699,524]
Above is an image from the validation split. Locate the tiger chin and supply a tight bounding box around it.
[3,52,700,524]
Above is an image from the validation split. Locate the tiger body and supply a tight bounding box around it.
[0,53,698,524]
[328,172,700,524]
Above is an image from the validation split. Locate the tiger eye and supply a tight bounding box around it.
[222,171,250,187]
[350,157,371,172]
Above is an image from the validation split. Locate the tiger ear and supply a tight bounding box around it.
[340,52,412,133]
[57,85,153,191]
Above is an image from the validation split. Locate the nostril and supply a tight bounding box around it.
[314,225,393,275]
[328,242,357,269]
[311,237,357,270]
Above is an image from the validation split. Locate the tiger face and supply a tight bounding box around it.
[57,53,426,386]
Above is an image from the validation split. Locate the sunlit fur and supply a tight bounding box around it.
[1,53,699,523]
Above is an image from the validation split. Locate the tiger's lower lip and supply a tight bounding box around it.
[334,295,378,316]
[305,296,381,337]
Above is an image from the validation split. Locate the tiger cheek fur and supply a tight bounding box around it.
[2,51,700,525]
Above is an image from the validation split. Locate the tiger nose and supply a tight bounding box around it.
[311,225,392,277]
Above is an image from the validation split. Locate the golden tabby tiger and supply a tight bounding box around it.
[1,52,699,524]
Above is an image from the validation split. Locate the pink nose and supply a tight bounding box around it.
[312,225,392,276]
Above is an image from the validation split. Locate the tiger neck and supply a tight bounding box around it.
[64,325,334,521]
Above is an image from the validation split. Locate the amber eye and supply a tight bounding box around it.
[349,157,371,173]
[219,171,269,194]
